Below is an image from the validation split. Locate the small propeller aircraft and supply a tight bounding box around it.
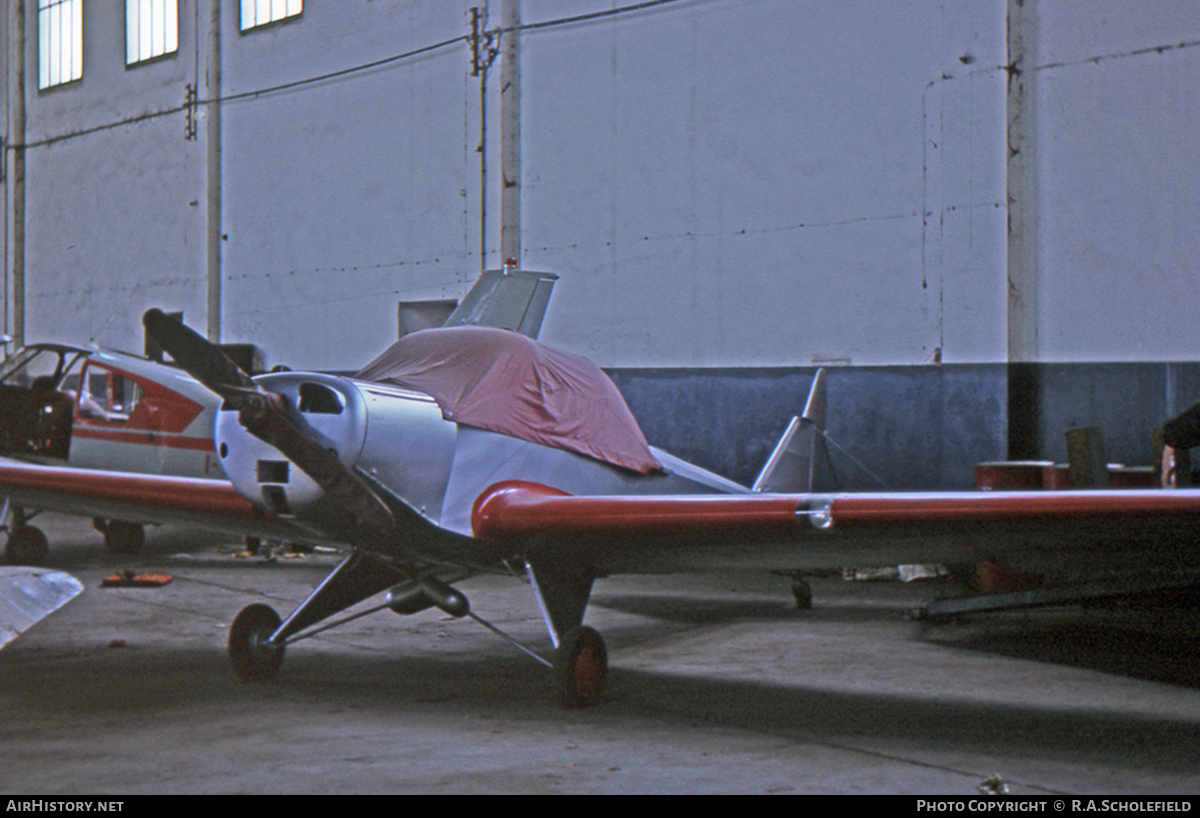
[4,266,1200,707]
[0,268,556,563]
[0,340,226,562]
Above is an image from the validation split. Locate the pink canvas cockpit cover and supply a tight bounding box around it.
[353,326,662,474]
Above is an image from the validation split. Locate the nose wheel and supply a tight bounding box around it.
[554,626,607,708]
[228,603,285,681]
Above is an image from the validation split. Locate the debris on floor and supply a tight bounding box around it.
[100,571,173,588]
[220,539,332,561]
[977,774,1010,795]
[843,564,949,582]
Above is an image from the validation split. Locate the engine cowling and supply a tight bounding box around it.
[215,373,368,519]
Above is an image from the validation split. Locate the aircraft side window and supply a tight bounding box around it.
[78,367,142,422]
[0,348,61,388]
[0,348,38,385]
[78,371,107,419]
[56,354,86,403]
[108,374,143,420]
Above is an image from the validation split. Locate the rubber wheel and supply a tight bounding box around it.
[5,526,49,565]
[554,626,607,708]
[104,521,145,556]
[228,603,285,682]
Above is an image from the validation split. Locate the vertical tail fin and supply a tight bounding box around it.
[443,268,559,339]
[751,369,835,493]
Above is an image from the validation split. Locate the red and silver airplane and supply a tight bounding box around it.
[0,269,555,563]
[3,269,1200,707]
[0,340,226,562]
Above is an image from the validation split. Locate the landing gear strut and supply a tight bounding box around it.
[554,626,607,708]
[791,577,813,610]
[223,553,611,708]
[228,603,285,682]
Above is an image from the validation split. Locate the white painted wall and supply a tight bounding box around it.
[219,1,477,370]
[17,0,207,352]
[521,0,1006,367]
[1033,1,1200,362]
[4,1,1195,369]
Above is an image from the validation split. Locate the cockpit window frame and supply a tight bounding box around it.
[0,346,88,389]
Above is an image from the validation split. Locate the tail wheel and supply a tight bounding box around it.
[228,603,285,682]
[103,521,145,556]
[4,526,48,565]
[554,626,607,708]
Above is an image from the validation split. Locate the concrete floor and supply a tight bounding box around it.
[2,513,1199,795]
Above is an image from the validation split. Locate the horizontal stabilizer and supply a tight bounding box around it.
[444,269,559,339]
[0,567,83,649]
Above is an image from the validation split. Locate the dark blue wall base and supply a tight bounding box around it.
[607,363,1200,491]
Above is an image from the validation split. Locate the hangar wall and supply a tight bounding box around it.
[2,1,1198,487]
[519,0,1007,369]
[1032,1,1200,363]
[12,0,208,352]
[4,0,1012,370]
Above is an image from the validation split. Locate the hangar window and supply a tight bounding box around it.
[126,0,178,65]
[240,0,303,31]
[38,0,83,90]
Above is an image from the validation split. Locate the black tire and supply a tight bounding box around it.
[554,626,607,708]
[104,521,145,556]
[5,526,48,565]
[228,603,285,682]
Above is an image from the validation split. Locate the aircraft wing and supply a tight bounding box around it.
[0,566,82,649]
[0,459,283,541]
[470,480,1200,575]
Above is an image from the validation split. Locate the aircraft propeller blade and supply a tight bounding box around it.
[142,309,259,400]
[141,309,395,531]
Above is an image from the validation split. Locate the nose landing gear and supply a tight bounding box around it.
[228,603,285,682]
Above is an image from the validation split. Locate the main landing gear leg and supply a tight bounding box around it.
[524,556,607,707]
[791,577,813,610]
